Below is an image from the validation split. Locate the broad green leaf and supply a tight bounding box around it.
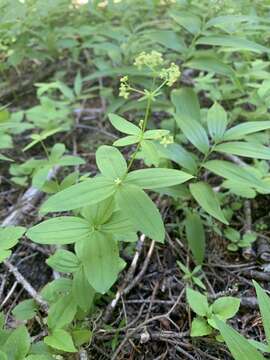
[76,232,121,294]
[203,160,268,191]
[72,267,95,312]
[0,250,11,263]
[113,135,139,147]
[32,165,51,189]
[81,197,115,225]
[41,278,72,304]
[253,281,270,345]
[40,177,115,213]
[206,15,257,28]
[196,36,269,54]
[149,30,186,52]
[27,217,90,245]
[3,326,30,360]
[212,297,240,320]
[47,294,77,329]
[0,352,7,360]
[0,226,26,250]
[175,115,209,154]
[96,145,127,179]
[116,185,165,243]
[186,288,209,317]
[191,317,212,337]
[171,88,200,122]
[46,250,80,272]
[12,299,37,321]
[170,10,201,34]
[215,318,266,360]
[223,180,256,198]
[101,211,135,235]
[57,156,85,166]
[44,329,76,353]
[72,329,92,347]
[215,141,270,160]
[108,113,140,135]
[126,168,193,189]
[185,212,205,264]
[224,121,270,141]
[143,129,169,140]
[186,56,235,77]
[207,102,227,142]
[189,182,228,224]
[156,143,198,174]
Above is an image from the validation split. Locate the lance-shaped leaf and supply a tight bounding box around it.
[185,212,205,264]
[44,329,77,353]
[186,288,209,317]
[108,113,140,135]
[40,177,115,213]
[72,267,95,312]
[126,168,193,189]
[47,294,77,329]
[215,318,266,360]
[207,102,227,142]
[253,281,270,346]
[2,326,30,359]
[116,185,165,243]
[96,145,127,179]
[171,88,201,122]
[189,182,228,224]
[27,217,90,245]
[46,250,80,272]
[186,56,235,77]
[224,121,270,141]
[203,160,268,191]
[101,211,135,235]
[215,141,270,160]
[76,232,121,294]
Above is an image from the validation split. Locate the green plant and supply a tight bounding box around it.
[186,287,240,338]
[224,227,257,251]
[215,281,270,360]
[177,261,205,290]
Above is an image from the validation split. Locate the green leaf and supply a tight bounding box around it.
[72,267,95,312]
[189,182,228,224]
[46,250,80,272]
[254,281,270,346]
[96,145,127,179]
[113,135,139,147]
[12,299,37,321]
[176,114,209,154]
[116,185,165,243]
[191,317,212,337]
[186,288,209,316]
[72,329,92,347]
[40,177,115,213]
[149,30,186,52]
[170,10,201,34]
[44,329,76,353]
[101,211,135,235]
[108,113,140,135]
[74,71,82,97]
[3,326,30,360]
[76,232,121,294]
[224,121,270,141]
[215,318,266,360]
[126,168,193,189]
[215,141,270,160]
[212,297,240,320]
[0,226,26,250]
[207,102,228,142]
[81,197,115,225]
[186,56,235,77]
[47,294,77,329]
[27,217,90,245]
[196,36,269,54]
[0,352,7,360]
[185,212,205,264]
[171,88,201,122]
[203,160,268,191]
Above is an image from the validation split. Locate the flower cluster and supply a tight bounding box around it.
[160,0,176,4]
[119,76,130,99]
[160,135,174,147]
[134,51,164,70]
[160,62,181,87]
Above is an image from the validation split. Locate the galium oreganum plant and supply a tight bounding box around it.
[24,52,191,352]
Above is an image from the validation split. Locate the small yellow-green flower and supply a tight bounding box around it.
[134,51,164,69]
[160,135,174,147]
[160,63,181,87]
[119,76,130,99]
